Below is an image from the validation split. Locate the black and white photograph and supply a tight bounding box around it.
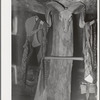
[1,0,99,100]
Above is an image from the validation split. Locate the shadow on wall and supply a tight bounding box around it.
[71,14,84,100]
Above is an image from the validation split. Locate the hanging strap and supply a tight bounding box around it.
[32,19,41,31]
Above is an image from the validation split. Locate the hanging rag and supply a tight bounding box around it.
[83,21,95,84]
[21,40,29,74]
[21,16,43,80]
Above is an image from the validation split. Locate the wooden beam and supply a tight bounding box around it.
[45,56,84,61]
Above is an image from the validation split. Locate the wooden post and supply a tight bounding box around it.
[34,9,74,100]
[44,10,74,100]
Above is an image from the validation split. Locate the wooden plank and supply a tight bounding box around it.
[44,9,73,100]
[45,56,84,61]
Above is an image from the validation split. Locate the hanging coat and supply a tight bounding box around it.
[21,16,45,74]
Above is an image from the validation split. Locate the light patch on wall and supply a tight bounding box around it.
[12,16,18,35]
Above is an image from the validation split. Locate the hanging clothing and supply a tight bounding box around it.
[25,16,37,36]
[21,40,29,74]
[21,16,48,84]
[25,16,41,47]
[83,20,96,83]
[22,16,45,66]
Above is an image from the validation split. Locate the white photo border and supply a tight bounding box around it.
[1,0,99,100]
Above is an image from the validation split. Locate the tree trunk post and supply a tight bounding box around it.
[45,10,73,100]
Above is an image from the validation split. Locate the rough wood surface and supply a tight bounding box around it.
[34,8,73,100]
[35,9,73,100]
[46,10,73,100]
